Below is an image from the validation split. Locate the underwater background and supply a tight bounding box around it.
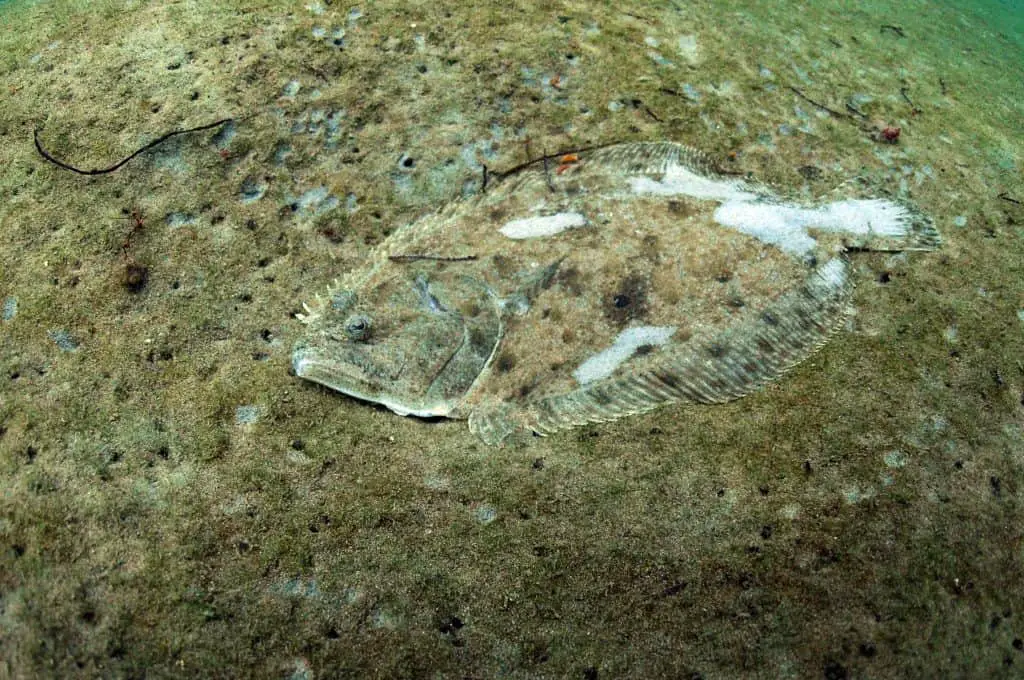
[1,0,1022,677]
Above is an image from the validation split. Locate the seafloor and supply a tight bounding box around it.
[1,0,1022,677]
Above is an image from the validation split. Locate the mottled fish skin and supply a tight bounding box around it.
[469,257,851,444]
[293,141,939,445]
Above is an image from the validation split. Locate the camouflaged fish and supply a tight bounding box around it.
[292,142,938,445]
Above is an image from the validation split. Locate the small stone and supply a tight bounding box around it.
[473,504,497,524]
[48,329,78,352]
[235,405,261,425]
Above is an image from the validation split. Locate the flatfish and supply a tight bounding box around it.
[292,142,939,445]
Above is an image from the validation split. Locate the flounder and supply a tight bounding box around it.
[292,142,938,445]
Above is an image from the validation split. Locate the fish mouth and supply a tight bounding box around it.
[291,347,452,418]
[291,346,381,402]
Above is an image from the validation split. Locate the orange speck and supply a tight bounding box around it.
[555,153,580,175]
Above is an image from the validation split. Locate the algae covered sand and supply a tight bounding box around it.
[1,0,1023,677]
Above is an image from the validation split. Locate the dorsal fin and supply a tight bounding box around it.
[469,257,853,444]
[582,141,727,179]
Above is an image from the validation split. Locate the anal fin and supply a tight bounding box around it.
[519,257,854,439]
[468,404,519,446]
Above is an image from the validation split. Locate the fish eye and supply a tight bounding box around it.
[344,314,372,341]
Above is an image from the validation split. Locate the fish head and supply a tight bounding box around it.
[292,265,502,418]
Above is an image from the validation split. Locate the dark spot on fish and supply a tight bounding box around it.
[707,342,727,358]
[496,353,516,372]
[537,258,562,290]
[491,254,514,277]
[641,234,661,262]
[458,299,482,318]
[488,206,509,223]
[653,370,680,390]
[605,275,648,326]
[878,271,891,283]
[727,295,745,309]
[798,164,822,180]
[554,266,583,296]
[516,375,541,398]
[757,338,774,354]
[761,311,779,326]
[716,270,732,283]
[561,327,575,343]
[562,180,584,195]
[666,199,694,217]
[795,309,815,329]
[318,225,344,243]
[468,325,494,355]
[634,344,655,356]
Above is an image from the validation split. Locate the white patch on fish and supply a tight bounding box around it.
[500,211,587,239]
[574,325,678,384]
[629,162,756,201]
[714,199,929,255]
